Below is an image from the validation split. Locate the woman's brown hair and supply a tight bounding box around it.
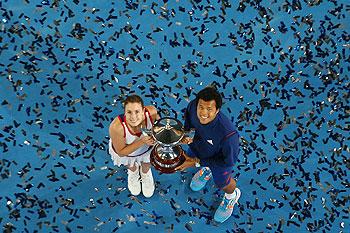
[123,95,144,108]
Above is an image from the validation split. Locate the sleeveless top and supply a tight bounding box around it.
[116,109,154,157]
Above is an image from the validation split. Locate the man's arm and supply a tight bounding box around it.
[175,153,199,171]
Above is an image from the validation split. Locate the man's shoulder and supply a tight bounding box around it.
[187,100,197,111]
[217,112,236,135]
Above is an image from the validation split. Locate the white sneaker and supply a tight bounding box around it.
[127,166,141,196]
[140,169,155,198]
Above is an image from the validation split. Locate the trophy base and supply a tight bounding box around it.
[150,145,185,174]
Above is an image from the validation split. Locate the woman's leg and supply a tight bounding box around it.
[140,162,154,198]
[140,162,151,173]
[127,165,138,172]
[126,164,141,196]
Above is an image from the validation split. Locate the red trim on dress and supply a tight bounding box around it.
[145,108,154,125]
[144,109,148,127]
[118,116,126,138]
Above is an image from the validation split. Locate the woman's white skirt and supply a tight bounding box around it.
[109,140,152,167]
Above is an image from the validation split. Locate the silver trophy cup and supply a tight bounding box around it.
[149,117,186,173]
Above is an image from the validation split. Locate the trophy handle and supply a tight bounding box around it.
[140,127,152,136]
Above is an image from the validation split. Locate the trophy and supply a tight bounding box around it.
[146,117,187,174]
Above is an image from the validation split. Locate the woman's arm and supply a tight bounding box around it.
[109,119,152,156]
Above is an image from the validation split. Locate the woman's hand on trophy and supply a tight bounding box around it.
[140,135,156,146]
[180,136,193,145]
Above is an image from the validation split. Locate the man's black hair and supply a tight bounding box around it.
[195,86,222,109]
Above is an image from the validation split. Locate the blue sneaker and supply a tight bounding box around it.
[214,188,241,223]
[190,167,212,191]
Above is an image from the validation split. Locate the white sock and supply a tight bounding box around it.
[203,167,211,176]
[225,190,236,199]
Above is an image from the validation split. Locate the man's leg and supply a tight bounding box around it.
[211,167,241,223]
[222,177,236,194]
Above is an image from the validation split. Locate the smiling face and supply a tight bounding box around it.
[196,99,219,125]
[124,102,145,127]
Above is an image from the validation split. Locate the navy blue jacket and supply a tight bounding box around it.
[184,100,240,168]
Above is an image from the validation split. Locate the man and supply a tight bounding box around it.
[109,95,159,198]
[176,86,241,223]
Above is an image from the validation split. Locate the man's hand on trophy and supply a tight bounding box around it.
[180,136,193,145]
[140,135,156,146]
[175,153,195,171]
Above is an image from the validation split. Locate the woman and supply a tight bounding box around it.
[109,95,159,197]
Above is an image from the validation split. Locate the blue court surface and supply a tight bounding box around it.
[0,0,349,232]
